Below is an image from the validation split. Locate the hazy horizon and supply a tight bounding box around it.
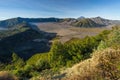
[0,0,120,20]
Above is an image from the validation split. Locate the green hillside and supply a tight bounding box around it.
[0,25,111,79]
[0,23,56,63]
[1,20,120,80]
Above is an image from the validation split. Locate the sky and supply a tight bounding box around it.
[0,0,120,20]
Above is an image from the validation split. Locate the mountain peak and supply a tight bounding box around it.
[94,16,106,20]
[77,16,85,20]
[96,16,102,18]
[72,18,103,27]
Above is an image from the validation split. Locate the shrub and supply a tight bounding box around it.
[13,69,32,79]
[49,41,67,67]
[97,27,120,50]
[97,40,107,50]
[107,27,120,48]
[12,53,25,69]
[63,48,120,80]
[35,59,50,71]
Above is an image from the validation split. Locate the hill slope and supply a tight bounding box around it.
[0,23,56,62]
[72,18,104,27]
[53,26,120,80]
[61,17,120,27]
[62,48,120,80]
[0,17,120,28]
[90,17,111,25]
[0,17,62,28]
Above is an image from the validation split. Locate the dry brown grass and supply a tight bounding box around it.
[0,71,18,80]
[62,48,120,80]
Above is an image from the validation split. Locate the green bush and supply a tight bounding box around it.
[13,69,32,79]
[97,40,107,50]
[107,27,120,48]
[35,59,50,71]
[49,41,67,67]
[97,26,120,49]
[12,53,25,69]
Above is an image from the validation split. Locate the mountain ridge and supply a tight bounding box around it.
[0,17,62,28]
[0,16,120,28]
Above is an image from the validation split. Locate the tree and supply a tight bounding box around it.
[12,53,25,69]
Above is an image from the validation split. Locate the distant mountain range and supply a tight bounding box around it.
[0,17,61,28]
[0,16,120,28]
[62,17,120,27]
[90,17,111,25]
[71,18,104,27]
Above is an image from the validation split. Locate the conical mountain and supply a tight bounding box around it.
[72,18,104,27]
[90,17,111,25]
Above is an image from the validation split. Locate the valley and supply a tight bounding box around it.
[34,22,108,42]
[0,17,116,61]
[1,0,120,80]
[0,16,120,80]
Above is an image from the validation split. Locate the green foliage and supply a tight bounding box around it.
[13,69,31,79]
[95,30,111,41]
[5,53,25,70]
[12,53,25,69]
[107,27,120,48]
[27,53,48,65]
[35,59,50,71]
[13,64,38,79]
[1,27,113,79]
[24,64,34,72]
[96,30,111,50]
[97,26,120,49]
[49,41,67,67]
[27,29,111,72]
[97,41,107,50]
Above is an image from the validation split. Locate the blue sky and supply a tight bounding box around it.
[0,0,120,20]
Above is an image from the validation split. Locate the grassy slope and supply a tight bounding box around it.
[56,26,120,80]
[0,23,52,62]
[62,48,120,80]
[31,26,120,80]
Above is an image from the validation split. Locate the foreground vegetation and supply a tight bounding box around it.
[62,26,120,80]
[1,26,120,80]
